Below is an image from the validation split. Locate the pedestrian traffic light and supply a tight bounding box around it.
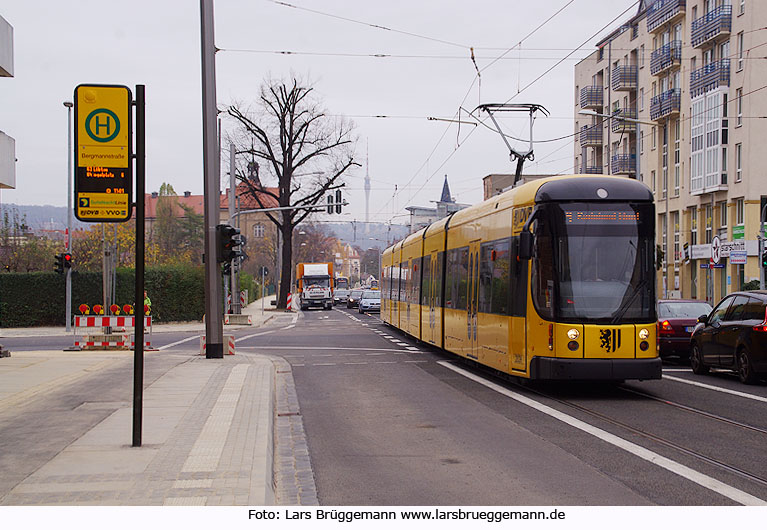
[216,224,240,262]
[762,249,767,269]
[54,253,64,274]
[63,253,73,268]
[222,261,232,276]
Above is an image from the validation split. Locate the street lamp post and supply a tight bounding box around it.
[64,101,73,332]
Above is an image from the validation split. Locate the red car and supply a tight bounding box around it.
[657,299,713,359]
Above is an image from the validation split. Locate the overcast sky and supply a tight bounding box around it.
[0,0,640,224]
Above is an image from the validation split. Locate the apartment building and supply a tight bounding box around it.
[574,0,767,304]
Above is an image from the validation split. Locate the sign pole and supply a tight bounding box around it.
[132,85,145,447]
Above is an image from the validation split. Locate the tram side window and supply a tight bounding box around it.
[411,257,421,305]
[532,223,555,320]
[400,261,409,304]
[479,238,511,315]
[434,251,444,308]
[446,247,469,310]
[421,255,431,306]
[509,237,528,317]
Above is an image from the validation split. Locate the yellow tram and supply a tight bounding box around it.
[381,175,661,381]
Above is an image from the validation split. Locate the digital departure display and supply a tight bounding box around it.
[564,210,641,225]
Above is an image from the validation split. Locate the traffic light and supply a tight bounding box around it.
[216,224,240,262]
[326,190,343,214]
[327,194,333,214]
[762,249,767,269]
[62,253,73,269]
[222,261,232,276]
[335,189,342,214]
[54,253,64,274]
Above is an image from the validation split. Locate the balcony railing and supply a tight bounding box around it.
[583,165,603,175]
[580,86,603,109]
[647,0,686,33]
[691,5,732,48]
[611,108,638,133]
[612,65,638,91]
[579,125,603,146]
[650,89,681,121]
[690,59,730,98]
[650,41,682,76]
[611,154,637,175]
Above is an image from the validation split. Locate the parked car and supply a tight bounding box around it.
[690,291,767,384]
[347,289,364,309]
[358,290,381,313]
[657,299,713,359]
[333,288,350,306]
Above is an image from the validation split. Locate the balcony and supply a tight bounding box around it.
[611,154,637,175]
[580,86,603,109]
[579,125,603,146]
[650,41,682,76]
[650,89,681,121]
[583,165,603,175]
[611,108,638,133]
[612,65,638,91]
[691,5,732,48]
[690,59,730,98]
[647,0,686,34]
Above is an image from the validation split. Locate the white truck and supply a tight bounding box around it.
[296,262,334,311]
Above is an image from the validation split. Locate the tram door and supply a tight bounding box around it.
[467,240,481,360]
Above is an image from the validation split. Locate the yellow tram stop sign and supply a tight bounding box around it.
[74,84,133,222]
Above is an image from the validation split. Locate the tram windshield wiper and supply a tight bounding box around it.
[610,278,649,325]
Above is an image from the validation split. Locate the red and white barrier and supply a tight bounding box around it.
[72,315,153,350]
[199,334,236,355]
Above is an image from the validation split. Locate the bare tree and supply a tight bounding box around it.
[227,76,358,308]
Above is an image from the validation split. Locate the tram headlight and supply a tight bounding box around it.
[638,328,650,340]
[566,328,580,340]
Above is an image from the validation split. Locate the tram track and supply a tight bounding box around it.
[457,358,767,493]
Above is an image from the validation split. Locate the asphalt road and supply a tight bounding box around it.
[5,307,767,506]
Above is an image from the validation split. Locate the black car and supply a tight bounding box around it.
[347,289,364,309]
[690,291,767,384]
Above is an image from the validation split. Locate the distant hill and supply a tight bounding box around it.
[323,222,409,249]
[0,203,90,230]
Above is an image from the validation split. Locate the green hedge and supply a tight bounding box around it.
[0,265,205,327]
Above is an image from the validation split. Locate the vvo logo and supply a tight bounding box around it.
[85,108,120,143]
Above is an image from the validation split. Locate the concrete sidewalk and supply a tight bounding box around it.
[0,296,317,506]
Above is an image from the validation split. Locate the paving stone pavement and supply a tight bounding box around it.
[0,298,316,506]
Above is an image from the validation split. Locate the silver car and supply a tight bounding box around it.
[358,290,381,313]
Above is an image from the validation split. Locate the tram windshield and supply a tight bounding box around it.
[532,202,655,324]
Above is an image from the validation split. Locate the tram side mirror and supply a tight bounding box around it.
[518,231,533,260]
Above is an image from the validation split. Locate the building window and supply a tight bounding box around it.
[736,198,745,225]
[651,170,656,193]
[662,125,668,199]
[640,44,645,68]
[736,88,743,127]
[674,120,680,197]
[740,0,745,15]
[640,87,644,111]
[253,223,265,238]
[738,32,744,71]
[690,206,698,246]
[673,211,680,265]
[652,127,657,150]
[640,130,645,154]
[719,201,728,229]
[736,143,743,182]
[705,204,713,244]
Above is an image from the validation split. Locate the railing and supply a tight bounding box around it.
[690,59,730,98]
[647,0,686,33]
[650,41,682,76]
[611,154,637,175]
[691,5,732,48]
[650,89,681,121]
[580,86,603,108]
[611,108,638,133]
[583,166,603,175]
[612,65,638,91]
[579,125,603,146]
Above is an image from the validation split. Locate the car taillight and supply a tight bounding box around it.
[753,307,767,332]
[660,320,673,334]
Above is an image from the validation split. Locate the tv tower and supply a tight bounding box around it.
[364,142,371,230]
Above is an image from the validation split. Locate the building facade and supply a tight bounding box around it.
[574,0,767,304]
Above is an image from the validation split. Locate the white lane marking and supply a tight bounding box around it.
[158,335,200,351]
[439,361,767,506]
[283,324,296,330]
[239,346,412,353]
[663,375,767,404]
[238,330,276,341]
